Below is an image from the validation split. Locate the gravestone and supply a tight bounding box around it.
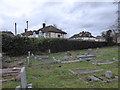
[28,51,31,57]
[87,75,100,81]
[15,67,32,89]
[105,71,112,78]
[63,56,70,60]
[48,49,51,54]
[27,57,30,65]
[31,53,34,57]
[20,67,27,88]
[66,51,72,56]
[76,55,96,59]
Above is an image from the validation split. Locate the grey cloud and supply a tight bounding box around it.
[0,1,117,37]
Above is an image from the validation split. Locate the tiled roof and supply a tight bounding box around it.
[38,25,67,34]
[21,25,67,36]
[21,31,33,36]
[70,31,94,39]
[0,31,14,36]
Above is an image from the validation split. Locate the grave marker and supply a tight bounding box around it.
[105,71,113,78]
[20,67,27,88]
[15,67,32,89]
[27,56,30,65]
[28,51,31,57]
[31,53,34,57]
[48,49,51,54]
[87,75,100,81]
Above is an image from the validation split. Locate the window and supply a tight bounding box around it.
[58,35,60,37]
[45,32,48,36]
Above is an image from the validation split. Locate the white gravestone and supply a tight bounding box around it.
[31,53,34,57]
[21,67,27,88]
[27,57,30,65]
[105,71,112,78]
[28,51,31,57]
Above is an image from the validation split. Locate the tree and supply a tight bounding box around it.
[102,30,113,45]
[110,1,120,43]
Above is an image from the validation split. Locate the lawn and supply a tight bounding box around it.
[2,46,119,88]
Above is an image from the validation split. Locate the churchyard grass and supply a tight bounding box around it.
[2,46,119,88]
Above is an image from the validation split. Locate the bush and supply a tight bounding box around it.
[2,34,111,56]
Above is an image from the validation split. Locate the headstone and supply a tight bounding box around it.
[48,49,51,54]
[87,75,100,81]
[61,60,80,63]
[63,56,70,60]
[105,71,112,78]
[27,57,30,65]
[28,51,31,57]
[76,55,96,59]
[31,53,34,57]
[66,51,72,56]
[20,67,27,88]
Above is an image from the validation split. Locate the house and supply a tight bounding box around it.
[21,23,67,38]
[70,31,95,41]
[116,33,120,43]
[95,36,106,42]
[0,31,14,36]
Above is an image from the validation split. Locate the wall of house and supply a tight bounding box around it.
[117,37,120,43]
[49,32,66,38]
[25,32,66,38]
[95,38,106,42]
[72,37,95,41]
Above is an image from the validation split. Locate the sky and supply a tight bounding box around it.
[0,0,118,37]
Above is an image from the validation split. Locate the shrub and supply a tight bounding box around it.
[2,34,111,56]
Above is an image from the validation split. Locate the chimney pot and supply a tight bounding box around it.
[25,28,27,32]
[43,23,46,28]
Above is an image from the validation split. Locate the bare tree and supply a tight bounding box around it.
[109,1,120,43]
[102,30,113,44]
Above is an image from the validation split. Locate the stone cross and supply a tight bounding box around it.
[20,67,27,88]
[105,71,112,78]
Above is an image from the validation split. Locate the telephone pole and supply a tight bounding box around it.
[26,21,28,31]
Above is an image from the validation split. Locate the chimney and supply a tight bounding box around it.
[43,23,46,28]
[25,28,27,32]
[26,21,28,30]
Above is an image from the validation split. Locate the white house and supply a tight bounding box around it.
[70,31,96,41]
[21,23,67,38]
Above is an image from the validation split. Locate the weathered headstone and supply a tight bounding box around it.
[27,56,30,65]
[28,51,31,57]
[48,49,51,54]
[15,67,32,89]
[63,56,70,60]
[61,60,80,63]
[76,55,96,59]
[66,51,72,56]
[20,67,27,88]
[31,53,34,57]
[87,75,100,81]
[105,71,112,78]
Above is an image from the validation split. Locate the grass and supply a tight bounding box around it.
[2,46,119,88]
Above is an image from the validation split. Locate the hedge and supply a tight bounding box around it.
[2,34,114,56]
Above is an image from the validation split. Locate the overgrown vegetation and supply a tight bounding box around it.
[2,34,115,56]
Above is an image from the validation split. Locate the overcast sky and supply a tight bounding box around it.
[0,0,117,37]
